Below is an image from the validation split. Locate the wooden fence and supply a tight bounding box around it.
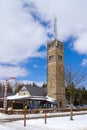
[0,107,87,114]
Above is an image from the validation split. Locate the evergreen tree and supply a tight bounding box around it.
[32,82,38,87]
[42,83,47,88]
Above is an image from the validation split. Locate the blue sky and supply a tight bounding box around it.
[0,0,87,86]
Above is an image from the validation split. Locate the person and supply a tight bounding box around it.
[24,105,27,110]
[30,103,34,110]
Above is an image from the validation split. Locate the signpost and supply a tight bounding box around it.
[3,80,8,113]
[3,77,16,113]
[24,110,26,127]
[44,112,47,124]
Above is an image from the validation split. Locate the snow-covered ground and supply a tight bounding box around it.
[0,113,87,130]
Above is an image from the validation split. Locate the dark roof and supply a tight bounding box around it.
[25,85,47,96]
[0,85,47,99]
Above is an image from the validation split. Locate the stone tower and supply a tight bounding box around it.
[47,18,65,108]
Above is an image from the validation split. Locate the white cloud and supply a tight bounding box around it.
[81,58,87,66]
[0,0,87,64]
[33,64,39,68]
[30,51,46,58]
[28,0,87,37]
[1,0,87,79]
[73,32,87,55]
[1,0,87,66]
[0,65,28,79]
[28,0,87,54]
[0,0,48,65]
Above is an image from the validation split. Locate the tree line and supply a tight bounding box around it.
[0,65,87,106]
[66,86,87,105]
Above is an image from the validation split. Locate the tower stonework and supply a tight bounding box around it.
[47,39,65,108]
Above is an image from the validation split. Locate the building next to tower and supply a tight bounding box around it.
[47,17,65,108]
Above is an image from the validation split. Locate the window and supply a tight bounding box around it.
[49,55,54,61]
[23,92,25,95]
[57,43,59,47]
[58,55,62,61]
[60,44,63,48]
[48,45,51,48]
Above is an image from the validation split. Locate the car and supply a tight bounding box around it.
[66,104,77,109]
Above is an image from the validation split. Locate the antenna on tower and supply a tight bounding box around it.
[54,16,58,40]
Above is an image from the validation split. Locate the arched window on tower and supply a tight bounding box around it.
[58,55,62,61]
[49,55,54,61]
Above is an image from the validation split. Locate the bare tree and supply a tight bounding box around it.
[65,66,87,120]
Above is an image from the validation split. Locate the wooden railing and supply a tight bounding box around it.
[0,107,87,114]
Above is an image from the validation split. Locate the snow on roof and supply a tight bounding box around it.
[46,95,57,102]
[7,93,29,100]
[7,94,57,103]
[7,93,46,101]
